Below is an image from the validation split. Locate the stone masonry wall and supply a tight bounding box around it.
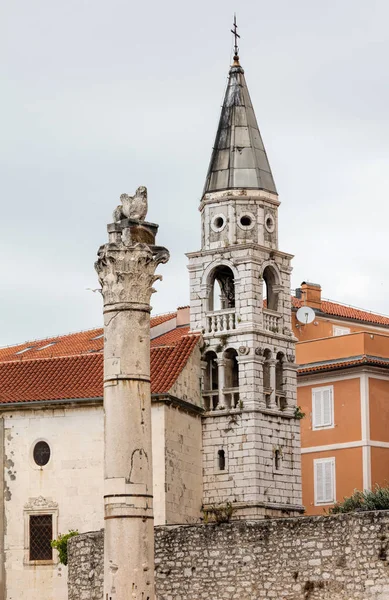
[69,511,389,600]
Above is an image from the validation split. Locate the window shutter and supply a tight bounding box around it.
[313,390,322,428]
[315,461,324,503]
[322,388,332,427]
[315,459,335,504]
[323,460,334,502]
[333,326,350,336]
[312,387,333,428]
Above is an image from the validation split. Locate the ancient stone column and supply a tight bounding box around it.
[95,187,169,600]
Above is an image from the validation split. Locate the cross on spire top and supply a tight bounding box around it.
[231,14,240,61]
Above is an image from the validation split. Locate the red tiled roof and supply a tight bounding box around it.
[0,312,177,363]
[292,297,389,327]
[298,355,389,375]
[0,354,103,404]
[150,312,177,327]
[151,334,199,393]
[151,326,190,347]
[0,332,200,405]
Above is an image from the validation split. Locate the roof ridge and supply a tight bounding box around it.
[0,327,103,351]
[0,353,103,366]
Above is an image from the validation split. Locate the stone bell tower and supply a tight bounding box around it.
[187,32,303,518]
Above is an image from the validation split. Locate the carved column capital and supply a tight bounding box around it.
[95,242,169,307]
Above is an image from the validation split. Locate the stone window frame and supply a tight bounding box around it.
[215,447,228,474]
[210,213,227,233]
[264,212,275,233]
[23,496,59,566]
[272,446,284,475]
[237,211,256,231]
[29,438,52,471]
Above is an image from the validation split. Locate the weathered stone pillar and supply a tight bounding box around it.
[268,358,277,409]
[95,187,169,600]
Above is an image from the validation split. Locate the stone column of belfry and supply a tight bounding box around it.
[95,186,169,600]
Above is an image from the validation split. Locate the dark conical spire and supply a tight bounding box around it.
[203,53,277,196]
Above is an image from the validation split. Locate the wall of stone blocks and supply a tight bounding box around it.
[163,405,203,524]
[202,409,302,512]
[69,511,389,600]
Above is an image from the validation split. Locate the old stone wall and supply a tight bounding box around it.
[69,511,389,600]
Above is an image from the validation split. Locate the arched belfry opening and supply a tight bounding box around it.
[203,351,219,411]
[276,352,287,410]
[208,266,235,312]
[276,352,284,391]
[263,349,272,408]
[262,266,279,312]
[224,348,239,409]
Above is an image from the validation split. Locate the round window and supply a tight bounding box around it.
[265,213,275,233]
[237,212,255,231]
[33,441,51,467]
[240,215,252,227]
[211,214,226,232]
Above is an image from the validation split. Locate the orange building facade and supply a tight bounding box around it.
[295,283,389,514]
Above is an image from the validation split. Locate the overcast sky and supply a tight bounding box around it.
[1,0,389,346]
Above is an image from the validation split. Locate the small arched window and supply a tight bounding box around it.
[263,266,279,312]
[276,352,285,391]
[203,351,218,392]
[218,449,226,471]
[209,266,235,311]
[224,348,239,389]
[263,349,272,390]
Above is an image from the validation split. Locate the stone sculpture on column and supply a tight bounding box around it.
[95,187,169,600]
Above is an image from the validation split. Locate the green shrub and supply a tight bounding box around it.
[51,530,79,565]
[329,485,389,515]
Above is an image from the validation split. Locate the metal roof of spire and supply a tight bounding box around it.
[203,20,277,196]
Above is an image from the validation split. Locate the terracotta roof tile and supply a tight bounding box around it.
[0,330,200,404]
[0,354,103,403]
[298,355,389,375]
[0,312,177,363]
[151,326,190,347]
[292,297,389,327]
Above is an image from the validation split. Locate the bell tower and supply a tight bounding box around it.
[187,26,303,518]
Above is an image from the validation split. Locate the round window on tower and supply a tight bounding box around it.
[238,212,255,231]
[211,214,226,233]
[265,213,275,233]
[33,441,51,467]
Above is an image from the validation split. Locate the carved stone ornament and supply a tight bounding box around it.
[238,346,250,355]
[255,347,264,356]
[24,496,58,511]
[287,353,296,363]
[112,186,148,222]
[95,242,169,306]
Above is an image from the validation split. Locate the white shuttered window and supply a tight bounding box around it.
[314,458,336,504]
[312,386,334,429]
[333,326,350,336]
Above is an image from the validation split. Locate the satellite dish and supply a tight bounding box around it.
[296,306,315,325]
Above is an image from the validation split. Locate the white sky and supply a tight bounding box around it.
[1,0,389,346]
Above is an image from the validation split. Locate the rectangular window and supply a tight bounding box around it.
[312,386,334,430]
[314,457,336,504]
[29,515,53,561]
[333,326,350,336]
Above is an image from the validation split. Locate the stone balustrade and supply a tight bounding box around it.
[263,308,281,333]
[206,309,236,334]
